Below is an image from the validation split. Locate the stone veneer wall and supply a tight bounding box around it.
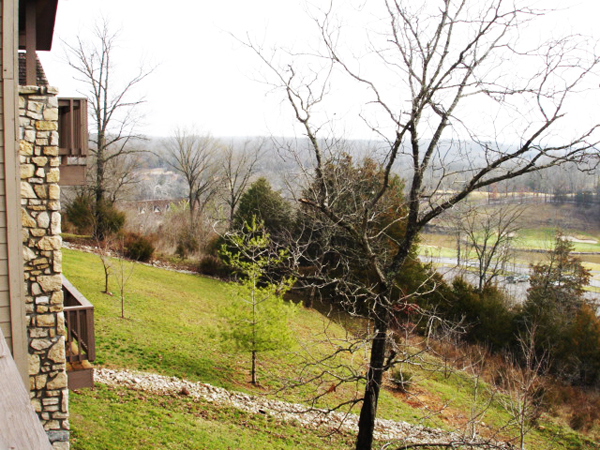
[19,85,69,450]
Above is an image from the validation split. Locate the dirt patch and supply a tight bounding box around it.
[519,203,600,232]
[387,383,512,442]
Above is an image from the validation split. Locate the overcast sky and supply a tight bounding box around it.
[39,0,600,140]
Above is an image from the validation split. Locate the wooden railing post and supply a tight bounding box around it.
[25,1,37,85]
[62,276,95,364]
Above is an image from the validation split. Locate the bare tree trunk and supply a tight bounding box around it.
[96,131,106,206]
[356,312,389,450]
[94,131,106,239]
[251,350,257,385]
[228,202,235,228]
[188,192,195,229]
[96,235,114,294]
[303,285,316,309]
[456,231,461,268]
[220,140,263,228]
[103,265,110,294]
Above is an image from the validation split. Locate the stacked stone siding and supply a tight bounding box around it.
[19,85,69,450]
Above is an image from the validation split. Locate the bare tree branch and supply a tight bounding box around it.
[220,139,264,227]
[163,127,222,227]
[65,17,155,237]
[245,2,600,449]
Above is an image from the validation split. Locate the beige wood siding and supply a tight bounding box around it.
[0,144,7,345]
[0,0,8,353]
[1,0,27,383]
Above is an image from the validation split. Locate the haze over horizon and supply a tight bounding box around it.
[40,0,600,142]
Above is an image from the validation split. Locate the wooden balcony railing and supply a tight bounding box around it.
[63,276,95,364]
[58,98,89,186]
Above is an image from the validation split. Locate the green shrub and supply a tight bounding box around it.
[233,178,292,239]
[444,279,515,351]
[390,367,414,393]
[65,194,94,234]
[195,235,234,278]
[96,200,126,238]
[122,232,155,262]
[65,194,125,238]
[197,255,231,278]
[175,229,199,259]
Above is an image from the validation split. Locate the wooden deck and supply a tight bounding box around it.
[0,328,52,449]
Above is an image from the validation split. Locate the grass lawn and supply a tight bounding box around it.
[69,384,355,450]
[63,248,355,400]
[63,248,598,449]
[422,201,600,256]
[516,228,600,253]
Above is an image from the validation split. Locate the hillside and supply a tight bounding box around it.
[63,248,599,449]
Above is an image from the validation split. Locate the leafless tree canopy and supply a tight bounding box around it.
[163,127,222,226]
[245,1,600,449]
[220,139,264,227]
[452,203,525,291]
[65,18,154,208]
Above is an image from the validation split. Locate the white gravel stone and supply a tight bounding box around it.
[94,368,513,448]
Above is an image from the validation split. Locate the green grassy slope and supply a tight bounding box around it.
[70,385,354,450]
[63,248,598,449]
[63,248,357,400]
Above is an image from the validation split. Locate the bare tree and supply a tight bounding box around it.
[220,139,264,227]
[103,152,142,204]
[499,324,548,450]
[114,248,136,320]
[246,1,600,449]
[460,204,525,291]
[96,235,115,295]
[163,127,222,227]
[65,18,153,236]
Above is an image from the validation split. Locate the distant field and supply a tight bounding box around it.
[516,228,600,252]
[421,229,600,254]
[421,202,600,262]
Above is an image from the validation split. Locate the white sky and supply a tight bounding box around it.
[38,0,600,140]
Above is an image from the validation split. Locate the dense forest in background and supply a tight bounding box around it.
[66,135,600,204]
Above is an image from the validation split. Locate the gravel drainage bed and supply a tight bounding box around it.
[95,368,512,448]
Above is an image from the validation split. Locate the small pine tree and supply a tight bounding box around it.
[526,234,591,311]
[219,219,297,385]
[522,233,593,383]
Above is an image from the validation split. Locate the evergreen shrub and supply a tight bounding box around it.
[122,232,155,262]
